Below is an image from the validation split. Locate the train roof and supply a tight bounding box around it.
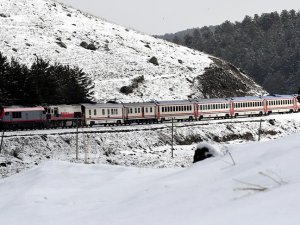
[196,98,230,103]
[123,102,157,107]
[81,103,123,108]
[3,106,45,112]
[230,96,263,101]
[156,100,194,105]
[46,104,81,107]
[261,94,295,100]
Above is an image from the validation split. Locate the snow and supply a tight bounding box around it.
[1,112,300,178]
[0,0,265,102]
[1,131,300,225]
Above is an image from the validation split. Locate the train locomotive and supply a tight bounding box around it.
[0,94,299,130]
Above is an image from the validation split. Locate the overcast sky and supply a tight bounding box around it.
[58,0,300,35]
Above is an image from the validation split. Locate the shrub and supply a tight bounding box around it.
[149,56,159,66]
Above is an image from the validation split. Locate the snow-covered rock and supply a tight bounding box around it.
[0,0,266,102]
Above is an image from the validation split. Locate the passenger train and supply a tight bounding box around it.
[0,94,299,130]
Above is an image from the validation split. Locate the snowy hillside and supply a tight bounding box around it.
[1,132,300,225]
[0,0,265,101]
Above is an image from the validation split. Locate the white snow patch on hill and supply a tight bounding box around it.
[0,132,300,225]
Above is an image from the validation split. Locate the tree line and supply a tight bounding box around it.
[163,10,300,94]
[0,52,94,105]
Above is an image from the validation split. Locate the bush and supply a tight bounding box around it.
[80,41,88,49]
[87,43,97,50]
[56,41,67,48]
[120,75,144,95]
[120,86,134,95]
[149,56,159,66]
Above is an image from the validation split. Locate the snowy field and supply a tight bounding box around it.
[0,131,300,225]
[1,112,300,178]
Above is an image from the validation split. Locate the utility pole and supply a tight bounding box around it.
[258,119,262,141]
[171,117,174,158]
[75,118,79,160]
[0,129,4,154]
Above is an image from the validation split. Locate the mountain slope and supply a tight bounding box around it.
[0,0,266,102]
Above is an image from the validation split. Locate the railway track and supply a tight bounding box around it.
[1,116,276,138]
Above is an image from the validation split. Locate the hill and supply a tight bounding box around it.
[0,0,265,102]
[160,10,300,94]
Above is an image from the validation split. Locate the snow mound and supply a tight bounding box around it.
[1,132,300,225]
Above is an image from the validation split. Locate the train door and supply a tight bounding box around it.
[263,99,268,113]
[141,107,145,118]
[54,107,59,117]
[124,107,129,120]
[293,96,298,111]
[230,101,234,116]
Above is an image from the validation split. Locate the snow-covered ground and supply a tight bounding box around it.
[0,0,265,101]
[0,130,300,225]
[1,113,300,178]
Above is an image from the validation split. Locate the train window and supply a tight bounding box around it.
[138,108,141,113]
[107,109,110,115]
[134,108,137,113]
[150,107,153,113]
[12,112,22,118]
[102,109,105,115]
[162,107,164,113]
[176,106,178,111]
[94,109,97,115]
[172,106,175,111]
[89,110,91,116]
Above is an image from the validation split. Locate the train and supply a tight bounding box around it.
[0,94,299,130]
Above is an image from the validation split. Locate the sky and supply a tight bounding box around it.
[58,0,300,35]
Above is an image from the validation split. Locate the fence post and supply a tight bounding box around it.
[0,130,4,154]
[171,118,174,158]
[258,119,262,141]
[76,119,79,160]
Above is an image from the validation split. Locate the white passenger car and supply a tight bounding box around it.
[122,102,157,124]
[156,100,195,122]
[81,103,124,126]
[196,98,231,119]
